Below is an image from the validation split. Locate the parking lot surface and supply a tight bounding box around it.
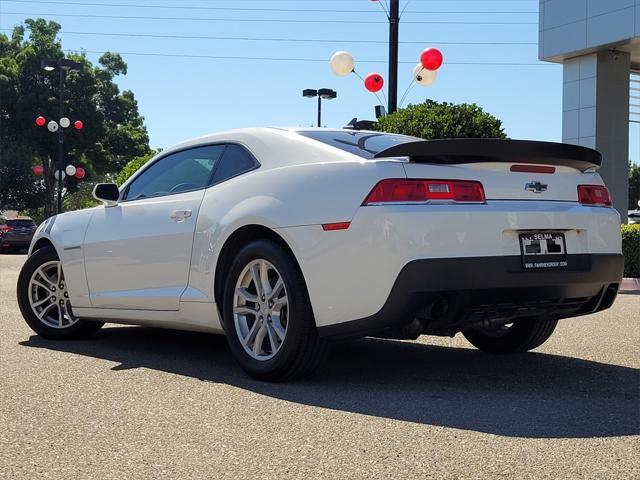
[1,253,639,479]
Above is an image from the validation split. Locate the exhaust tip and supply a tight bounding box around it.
[599,284,618,310]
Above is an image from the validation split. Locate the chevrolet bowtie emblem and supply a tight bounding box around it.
[525,181,548,193]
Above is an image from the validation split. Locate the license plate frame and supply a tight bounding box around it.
[519,231,568,270]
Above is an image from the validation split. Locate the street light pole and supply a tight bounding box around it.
[57,68,65,215]
[42,58,82,215]
[303,88,337,127]
[388,0,400,114]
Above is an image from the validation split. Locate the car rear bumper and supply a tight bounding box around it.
[317,253,624,339]
[0,238,32,249]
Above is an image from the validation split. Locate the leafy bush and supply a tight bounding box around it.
[374,100,507,139]
[621,224,640,278]
[115,152,156,186]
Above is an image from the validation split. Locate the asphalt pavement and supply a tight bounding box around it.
[1,253,639,479]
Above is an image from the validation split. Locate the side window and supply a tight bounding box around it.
[125,145,225,200]
[211,144,258,185]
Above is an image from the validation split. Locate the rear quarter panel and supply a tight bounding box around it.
[185,159,407,301]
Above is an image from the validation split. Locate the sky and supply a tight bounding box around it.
[1,0,638,162]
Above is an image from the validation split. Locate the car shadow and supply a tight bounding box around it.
[20,326,639,439]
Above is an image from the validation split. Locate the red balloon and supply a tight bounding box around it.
[364,73,384,93]
[35,116,46,127]
[32,165,44,176]
[73,120,84,130]
[420,48,443,71]
[75,167,85,179]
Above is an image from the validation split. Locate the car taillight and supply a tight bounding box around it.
[0,226,12,233]
[362,179,486,205]
[577,185,612,207]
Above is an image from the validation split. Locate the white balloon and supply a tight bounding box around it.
[47,120,59,132]
[413,63,437,86]
[55,170,66,181]
[330,51,355,77]
[65,164,77,176]
[60,117,70,128]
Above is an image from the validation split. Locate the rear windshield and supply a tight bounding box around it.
[297,130,419,159]
[6,220,35,227]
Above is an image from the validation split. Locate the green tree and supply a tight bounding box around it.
[374,99,507,139]
[115,151,157,186]
[629,161,640,211]
[0,19,151,216]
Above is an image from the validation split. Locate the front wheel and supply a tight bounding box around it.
[462,317,558,354]
[222,240,328,381]
[17,246,104,339]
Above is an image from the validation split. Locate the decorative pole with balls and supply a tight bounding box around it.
[33,115,86,213]
[40,58,83,214]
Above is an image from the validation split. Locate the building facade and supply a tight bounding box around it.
[539,0,640,214]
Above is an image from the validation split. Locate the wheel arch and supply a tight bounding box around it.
[213,224,308,316]
[30,237,56,256]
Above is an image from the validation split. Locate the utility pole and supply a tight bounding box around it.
[388,0,399,113]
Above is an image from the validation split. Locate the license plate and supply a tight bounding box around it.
[519,232,567,270]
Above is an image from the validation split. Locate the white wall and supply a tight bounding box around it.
[539,0,639,61]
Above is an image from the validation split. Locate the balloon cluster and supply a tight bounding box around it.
[330,51,384,93]
[33,115,86,181]
[35,115,84,132]
[413,48,443,87]
[31,164,85,180]
[330,47,444,96]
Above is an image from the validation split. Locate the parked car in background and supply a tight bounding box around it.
[0,216,37,252]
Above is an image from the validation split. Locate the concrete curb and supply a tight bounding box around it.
[620,278,640,294]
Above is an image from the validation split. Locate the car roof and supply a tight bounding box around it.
[152,127,401,170]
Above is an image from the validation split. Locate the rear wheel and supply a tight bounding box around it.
[462,317,558,354]
[17,246,104,339]
[222,240,328,381]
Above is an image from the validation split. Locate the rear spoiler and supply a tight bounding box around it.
[373,139,602,172]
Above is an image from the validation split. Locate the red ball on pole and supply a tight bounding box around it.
[364,73,384,93]
[74,167,86,179]
[420,48,443,71]
[32,165,44,176]
[73,120,84,130]
[35,116,46,127]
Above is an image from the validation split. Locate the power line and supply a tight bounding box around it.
[0,28,538,46]
[1,11,539,25]
[3,0,538,15]
[67,49,557,66]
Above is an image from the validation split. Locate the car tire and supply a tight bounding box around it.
[222,239,329,381]
[17,246,104,339]
[462,317,558,354]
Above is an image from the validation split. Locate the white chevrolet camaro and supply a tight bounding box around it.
[17,128,623,380]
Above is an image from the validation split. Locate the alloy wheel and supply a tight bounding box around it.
[233,259,289,361]
[27,260,78,329]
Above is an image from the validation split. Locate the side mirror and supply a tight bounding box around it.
[92,183,120,207]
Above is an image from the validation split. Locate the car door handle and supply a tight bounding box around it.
[170,209,192,222]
